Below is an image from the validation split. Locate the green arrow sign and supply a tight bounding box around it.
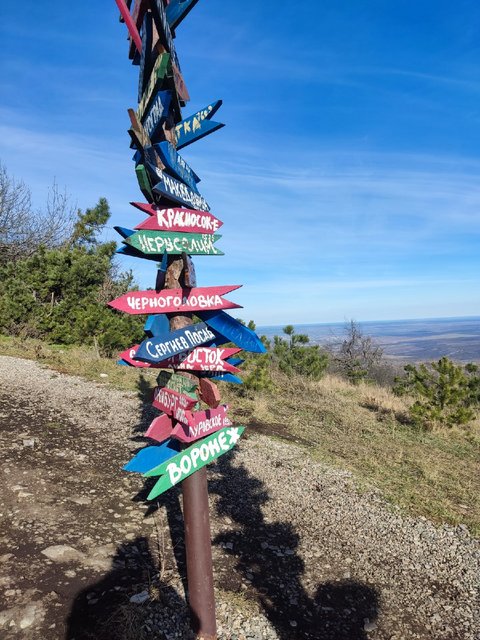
[124,230,223,256]
[144,426,245,500]
[157,370,198,395]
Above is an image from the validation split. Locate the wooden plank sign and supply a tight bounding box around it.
[149,166,210,211]
[175,100,224,150]
[198,378,221,408]
[154,347,242,373]
[123,230,223,256]
[142,90,172,141]
[115,0,143,53]
[135,164,154,202]
[124,439,181,473]
[137,53,171,121]
[157,370,198,394]
[155,141,200,193]
[172,405,232,443]
[145,414,174,443]
[166,0,200,29]
[198,310,267,353]
[138,10,154,102]
[108,285,242,314]
[132,204,223,234]
[152,385,197,424]
[144,426,245,500]
[118,344,158,368]
[149,0,182,71]
[134,321,216,364]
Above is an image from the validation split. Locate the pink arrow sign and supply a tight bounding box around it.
[152,386,196,425]
[115,0,143,53]
[131,203,223,234]
[198,378,221,408]
[172,405,232,443]
[156,347,242,373]
[145,414,175,443]
[109,285,242,315]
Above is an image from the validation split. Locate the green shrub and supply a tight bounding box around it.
[272,325,328,380]
[394,357,480,430]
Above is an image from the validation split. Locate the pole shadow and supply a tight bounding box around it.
[210,450,380,639]
[64,536,192,640]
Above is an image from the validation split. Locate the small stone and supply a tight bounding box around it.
[99,374,108,378]
[364,619,377,632]
[130,590,149,604]
[22,439,35,448]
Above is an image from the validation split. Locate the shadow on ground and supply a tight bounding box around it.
[210,449,380,639]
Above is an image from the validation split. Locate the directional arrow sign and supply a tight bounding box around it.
[108,285,241,315]
[145,414,175,443]
[144,426,245,500]
[132,204,222,234]
[154,347,242,373]
[144,314,170,338]
[152,386,197,424]
[172,405,232,444]
[157,370,198,395]
[197,310,267,353]
[118,344,154,368]
[134,321,216,364]
[124,439,181,474]
[149,166,210,211]
[155,141,200,193]
[142,90,172,141]
[166,0,200,29]
[123,230,223,256]
[137,53,171,121]
[149,0,182,71]
[175,100,224,150]
[198,378,221,408]
[138,10,153,102]
[135,164,154,202]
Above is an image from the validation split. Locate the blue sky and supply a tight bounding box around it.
[1,1,479,325]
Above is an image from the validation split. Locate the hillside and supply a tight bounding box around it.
[0,343,478,639]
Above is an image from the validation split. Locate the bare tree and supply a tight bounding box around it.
[0,163,77,264]
[329,319,384,384]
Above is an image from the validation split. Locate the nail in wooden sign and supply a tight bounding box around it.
[137,53,171,121]
[198,310,267,353]
[142,90,172,141]
[152,385,197,424]
[109,285,241,314]
[155,347,242,373]
[157,370,198,394]
[150,166,210,211]
[156,141,200,193]
[144,426,245,500]
[173,405,232,443]
[198,378,221,408]
[134,321,216,364]
[123,230,223,256]
[175,100,224,150]
[132,203,222,234]
[166,0,200,29]
[145,414,175,443]
[115,0,143,54]
[124,439,181,473]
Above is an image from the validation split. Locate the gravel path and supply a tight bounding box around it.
[0,355,478,639]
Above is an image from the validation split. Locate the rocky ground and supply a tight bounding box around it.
[0,355,478,640]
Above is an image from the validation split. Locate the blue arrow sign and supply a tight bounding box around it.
[144,314,170,338]
[143,90,172,141]
[134,321,216,364]
[123,440,181,474]
[166,0,200,29]
[155,141,200,193]
[148,165,210,211]
[174,100,224,150]
[197,310,266,353]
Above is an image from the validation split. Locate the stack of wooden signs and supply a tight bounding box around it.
[110,0,266,501]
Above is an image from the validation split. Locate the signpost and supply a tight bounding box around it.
[109,4,266,637]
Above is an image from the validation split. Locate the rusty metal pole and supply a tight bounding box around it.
[165,257,217,640]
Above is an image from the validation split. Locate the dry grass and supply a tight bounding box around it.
[1,335,478,535]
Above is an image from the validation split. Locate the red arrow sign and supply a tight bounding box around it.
[156,347,242,373]
[152,386,196,424]
[109,285,242,315]
[131,203,223,234]
[172,405,232,443]
[145,414,175,443]
[115,0,142,53]
[198,378,221,408]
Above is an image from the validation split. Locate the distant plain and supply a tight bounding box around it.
[258,316,480,363]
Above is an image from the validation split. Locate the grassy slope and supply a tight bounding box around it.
[1,335,478,535]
